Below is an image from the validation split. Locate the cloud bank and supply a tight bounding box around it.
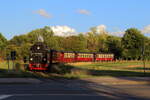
[142,25,150,34]
[91,25,125,37]
[50,26,76,36]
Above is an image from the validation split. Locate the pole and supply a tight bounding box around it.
[142,38,146,76]
[13,60,15,71]
[7,54,10,72]
[7,57,10,72]
[143,58,146,76]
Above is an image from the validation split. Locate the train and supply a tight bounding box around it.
[28,42,114,71]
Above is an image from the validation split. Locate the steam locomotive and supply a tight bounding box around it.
[28,42,114,71]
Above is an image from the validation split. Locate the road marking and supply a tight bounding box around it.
[0,95,12,100]
[1,94,98,97]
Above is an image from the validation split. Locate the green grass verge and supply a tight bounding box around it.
[0,61,150,78]
[66,61,150,78]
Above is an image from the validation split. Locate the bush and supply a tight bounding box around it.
[15,62,22,72]
[50,63,73,74]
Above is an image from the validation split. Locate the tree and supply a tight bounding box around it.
[87,26,109,52]
[122,28,145,60]
[9,35,28,46]
[62,34,87,52]
[86,30,99,52]
[106,36,123,59]
[0,33,7,58]
[144,37,150,60]
[97,33,109,53]
[27,27,53,43]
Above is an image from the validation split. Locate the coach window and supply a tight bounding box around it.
[112,54,114,58]
[105,55,107,58]
[91,54,93,58]
[104,54,106,58]
[64,53,67,58]
[107,54,109,58]
[100,54,102,58]
[86,54,88,58]
[109,54,111,58]
[97,54,99,58]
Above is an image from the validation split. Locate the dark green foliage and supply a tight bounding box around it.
[0,33,7,58]
[122,28,145,60]
[106,36,123,59]
[1,26,150,61]
[62,34,87,52]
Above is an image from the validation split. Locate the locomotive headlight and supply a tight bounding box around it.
[37,46,40,50]
[43,58,46,61]
[30,58,33,61]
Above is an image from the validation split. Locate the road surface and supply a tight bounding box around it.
[0,78,150,100]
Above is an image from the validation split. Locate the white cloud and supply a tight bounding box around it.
[35,9,52,18]
[142,25,150,34]
[50,26,77,36]
[77,9,91,15]
[95,25,106,33]
[109,31,125,37]
[92,25,125,36]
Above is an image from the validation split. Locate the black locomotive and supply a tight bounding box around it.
[29,42,49,70]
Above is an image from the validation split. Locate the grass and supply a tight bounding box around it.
[67,61,150,77]
[0,60,13,70]
[0,61,38,78]
[0,60,150,78]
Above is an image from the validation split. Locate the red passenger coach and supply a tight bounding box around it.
[51,51,114,63]
[76,53,94,62]
[52,51,76,63]
[95,54,114,61]
[60,52,75,63]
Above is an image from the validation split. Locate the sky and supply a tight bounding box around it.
[0,0,150,39]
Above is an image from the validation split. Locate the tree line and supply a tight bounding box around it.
[0,26,150,60]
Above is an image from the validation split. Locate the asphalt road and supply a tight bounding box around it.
[0,79,150,100]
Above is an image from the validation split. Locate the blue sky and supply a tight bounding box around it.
[0,0,150,39]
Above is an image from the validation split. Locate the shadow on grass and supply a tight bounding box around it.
[56,63,150,77]
[0,68,38,78]
[131,67,150,70]
[36,63,150,80]
[1,63,149,78]
[51,63,150,99]
[88,69,150,77]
